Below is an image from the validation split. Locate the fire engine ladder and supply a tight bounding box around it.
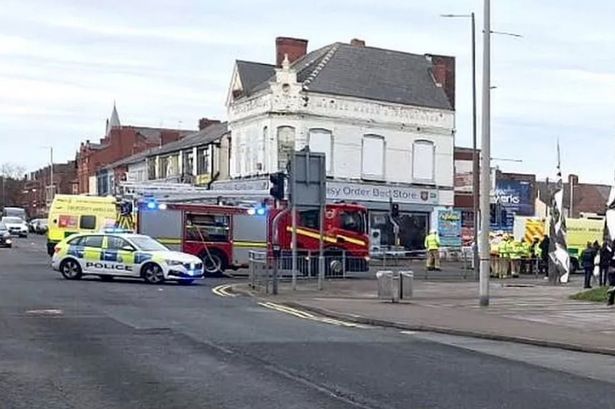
[118,181,270,203]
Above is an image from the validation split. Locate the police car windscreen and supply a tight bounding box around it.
[130,236,168,252]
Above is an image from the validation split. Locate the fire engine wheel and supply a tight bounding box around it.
[202,251,226,277]
[60,259,82,280]
[142,263,165,284]
[324,249,345,277]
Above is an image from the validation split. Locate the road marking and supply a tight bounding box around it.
[25,309,63,316]
[258,301,368,328]
[400,330,417,335]
[212,284,237,297]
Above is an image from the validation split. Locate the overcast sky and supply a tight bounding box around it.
[1,0,615,183]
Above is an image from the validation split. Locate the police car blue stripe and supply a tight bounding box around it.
[135,253,152,264]
[101,250,118,262]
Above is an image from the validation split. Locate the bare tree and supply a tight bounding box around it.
[0,162,27,208]
[0,163,26,179]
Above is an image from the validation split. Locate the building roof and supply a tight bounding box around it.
[153,122,228,156]
[103,148,157,170]
[236,42,453,110]
[536,180,611,215]
[107,103,121,135]
[236,61,276,96]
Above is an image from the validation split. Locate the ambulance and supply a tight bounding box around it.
[47,195,118,256]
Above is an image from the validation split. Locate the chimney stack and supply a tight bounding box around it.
[275,36,308,67]
[198,118,221,130]
[350,38,366,47]
[427,54,456,110]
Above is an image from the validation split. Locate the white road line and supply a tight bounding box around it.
[212,284,237,297]
[258,301,368,328]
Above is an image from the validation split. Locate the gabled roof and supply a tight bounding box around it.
[236,61,276,96]
[235,42,453,110]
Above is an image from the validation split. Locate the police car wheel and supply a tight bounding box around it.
[142,263,165,284]
[60,259,82,280]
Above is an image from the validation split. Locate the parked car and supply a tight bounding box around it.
[29,218,41,233]
[1,217,28,238]
[0,223,13,248]
[36,219,49,234]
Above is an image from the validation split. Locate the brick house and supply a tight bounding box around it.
[76,104,194,194]
[22,160,77,217]
[536,174,610,218]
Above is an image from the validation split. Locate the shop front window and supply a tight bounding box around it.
[369,211,429,251]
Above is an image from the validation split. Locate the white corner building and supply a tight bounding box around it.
[220,37,456,250]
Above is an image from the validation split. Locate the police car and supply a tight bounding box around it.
[51,231,204,284]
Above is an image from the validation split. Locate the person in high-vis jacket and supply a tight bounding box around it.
[509,240,523,278]
[490,236,501,278]
[497,236,508,278]
[424,230,441,271]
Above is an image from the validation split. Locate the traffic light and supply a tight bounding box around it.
[269,172,286,201]
[390,202,400,218]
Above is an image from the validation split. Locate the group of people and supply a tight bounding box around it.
[580,241,614,289]
[489,234,549,279]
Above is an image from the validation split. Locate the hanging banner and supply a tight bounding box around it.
[438,210,462,248]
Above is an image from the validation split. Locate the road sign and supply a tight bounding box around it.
[288,150,326,209]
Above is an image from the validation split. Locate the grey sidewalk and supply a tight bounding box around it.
[234,276,615,355]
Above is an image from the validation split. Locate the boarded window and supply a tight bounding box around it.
[412,140,435,181]
[308,129,332,173]
[361,135,385,179]
[277,126,295,171]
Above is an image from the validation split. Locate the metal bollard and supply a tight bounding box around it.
[399,271,414,299]
[377,271,396,302]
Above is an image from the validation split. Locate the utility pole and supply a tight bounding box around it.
[479,0,492,307]
[470,12,479,277]
[441,12,479,276]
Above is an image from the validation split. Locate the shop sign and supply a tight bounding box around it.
[326,181,439,205]
[437,210,462,248]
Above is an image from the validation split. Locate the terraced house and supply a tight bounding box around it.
[220,37,456,250]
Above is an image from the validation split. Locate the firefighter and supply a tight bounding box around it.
[424,229,441,271]
[529,236,541,275]
[498,235,511,279]
[509,239,523,278]
[520,239,532,274]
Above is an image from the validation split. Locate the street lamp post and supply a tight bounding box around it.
[479,0,492,307]
[441,12,479,276]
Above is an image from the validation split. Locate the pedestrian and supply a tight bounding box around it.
[424,229,441,271]
[593,240,601,287]
[599,241,612,287]
[539,235,550,278]
[581,241,596,289]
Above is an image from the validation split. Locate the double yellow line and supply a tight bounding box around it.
[258,301,367,328]
[212,284,237,297]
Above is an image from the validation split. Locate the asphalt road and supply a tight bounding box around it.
[2,236,615,409]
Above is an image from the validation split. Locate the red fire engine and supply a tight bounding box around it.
[136,201,369,276]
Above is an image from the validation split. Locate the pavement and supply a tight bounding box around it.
[236,275,615,355]
[3,236,615,408]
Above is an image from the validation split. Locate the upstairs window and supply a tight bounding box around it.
[196,147,210,175]
[308,129,332,174]
[361,135,385,180]
[277,126,295,171]
[412,140,435,182]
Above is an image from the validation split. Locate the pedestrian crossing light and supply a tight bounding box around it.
[269,172,285,201]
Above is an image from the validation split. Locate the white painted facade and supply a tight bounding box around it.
[225,56,456,248]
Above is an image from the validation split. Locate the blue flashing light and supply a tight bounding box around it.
[103,228,133,234]
[146,201,157,210]
[256,207,266,216]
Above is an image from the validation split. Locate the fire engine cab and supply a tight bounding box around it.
[136,201,370,276]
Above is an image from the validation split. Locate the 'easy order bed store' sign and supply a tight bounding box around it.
[326,181,439,205]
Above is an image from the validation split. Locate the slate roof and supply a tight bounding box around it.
[536,180,611,216]
[235,42,453,110]
[153,121,228,156]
